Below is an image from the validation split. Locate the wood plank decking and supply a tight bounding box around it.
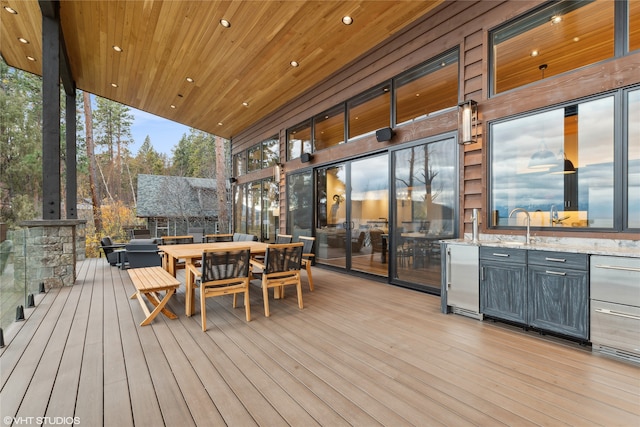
[1,257,639,426]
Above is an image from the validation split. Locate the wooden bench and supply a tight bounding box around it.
[128,266,180,326]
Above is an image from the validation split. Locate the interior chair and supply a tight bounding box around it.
[297,236,316,291]
[186,247,252,331]
[125,243,161,269]
[100,236,126,266]
[250,242,304,317]
[369,229,385,261]
[397,239,415,268]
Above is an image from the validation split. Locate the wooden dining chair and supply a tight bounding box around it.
[205,233,233,243]
[297,236,316,291]
[160,235,194,245]
[275,234,293,244]
[186,247,252,331]
[250,242,304,317]
[160,235,195,270]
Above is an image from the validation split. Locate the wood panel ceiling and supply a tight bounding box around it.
[1,0,443,139]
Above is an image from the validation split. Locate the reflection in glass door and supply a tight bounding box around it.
[315,154,389,277]
[392,136,458,293]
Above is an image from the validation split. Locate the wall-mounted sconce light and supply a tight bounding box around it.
[458,100,478,145]
[375,127,395,142]
[228,177,237,184]
[274,163,284,181]
[300,152,313,163]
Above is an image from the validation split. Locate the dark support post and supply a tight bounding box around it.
[41,9,61,219]
[66,91,77,219]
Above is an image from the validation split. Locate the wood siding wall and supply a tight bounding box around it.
[232,0,640,240]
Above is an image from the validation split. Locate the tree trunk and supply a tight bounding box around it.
[83,92,102,232]
[214,135,230,232]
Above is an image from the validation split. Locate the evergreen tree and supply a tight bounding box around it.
[0,59,43,224]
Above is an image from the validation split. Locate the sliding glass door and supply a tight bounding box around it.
[315,154,389,277]
[391,136,458,293]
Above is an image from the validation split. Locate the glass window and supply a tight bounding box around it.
[490,96,615,229]
[233,152,245,177]
[287,120,312,160]
[631,0,640,52]
[286,171,313,239]
[233,183,247,233]
[628,89,640,229]
[348,83,391,139]
[246,182,262,238]
[247,144,261,172]
[491,1,615,94]
[313,105,345,151]
[395,50,458,125]
[262,135,279,168]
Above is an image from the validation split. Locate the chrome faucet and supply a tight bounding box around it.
[550,204,558,227]
[509,207,531,244]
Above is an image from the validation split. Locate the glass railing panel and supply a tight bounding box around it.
[0,228,28,330]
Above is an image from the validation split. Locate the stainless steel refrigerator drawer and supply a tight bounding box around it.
[590,256,640,306]
[591,300,640,359]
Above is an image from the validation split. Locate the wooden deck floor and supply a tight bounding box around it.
[1,257,639,426]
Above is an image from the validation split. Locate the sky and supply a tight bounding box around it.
[128,108,191,157]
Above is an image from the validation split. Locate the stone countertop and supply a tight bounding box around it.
[443,238,640,258]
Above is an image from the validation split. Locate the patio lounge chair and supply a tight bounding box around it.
[125,243,162,269]
[100,236,126,266]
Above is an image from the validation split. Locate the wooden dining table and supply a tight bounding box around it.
[158,241,268,276]
[158,241,269,317]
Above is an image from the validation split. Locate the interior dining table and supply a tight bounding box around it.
[158,241,269,317]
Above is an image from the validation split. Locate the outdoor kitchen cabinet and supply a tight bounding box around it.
[480,247,527,324]
[527,251,589,340]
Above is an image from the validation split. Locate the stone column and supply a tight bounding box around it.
[15,220,86,290]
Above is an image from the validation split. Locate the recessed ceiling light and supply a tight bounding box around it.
[220,19,231,28]
[242,102,249,107]
[530,50,539,57]
[186,77,194,83]
[573,37,580,42]
[111,83,118,88]
[4,6,18,14]
[112,45,123,52]
[550,15,562,24]
[342,16,353,25]
[170,105,176,109]
[218,122,223,126]
[290,61,299,67]
[18,37,29,44]
[26,56,36,61]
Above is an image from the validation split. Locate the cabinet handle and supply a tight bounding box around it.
[545,270,566,276]
[595,308,640,321]
[545,257,566,263]
[446,249,451,289]
[480,266,485,281]
[492,253,510,257]
[594,264,640,273]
